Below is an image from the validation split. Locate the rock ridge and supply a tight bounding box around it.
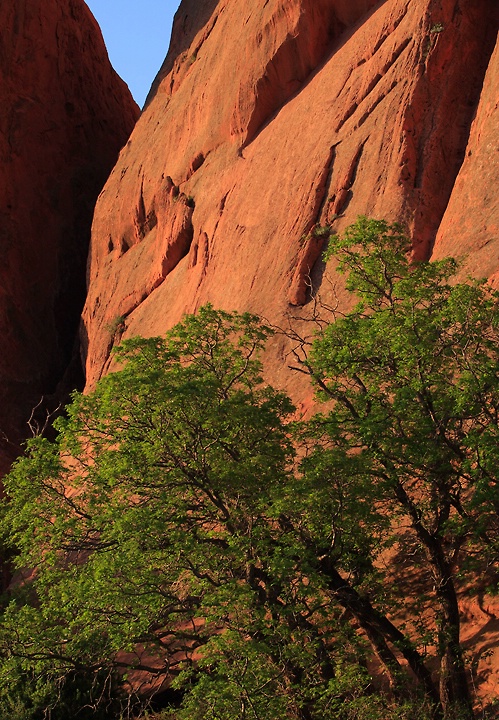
[82,0,498,395]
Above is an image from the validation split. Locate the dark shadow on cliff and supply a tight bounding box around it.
[144,0,220,108]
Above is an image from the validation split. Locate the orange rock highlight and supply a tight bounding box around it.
[82,0,498,394]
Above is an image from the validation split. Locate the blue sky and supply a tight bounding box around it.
[85,0,180,107]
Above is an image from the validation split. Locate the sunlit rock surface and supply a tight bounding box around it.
[83,0,498,396]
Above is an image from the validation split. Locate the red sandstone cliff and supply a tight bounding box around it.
[3,0,494,702]
[81,3,499,698]
[82,0,498,396]
[80,3,499,689]
[0,0,139,473]
[432,30,499,285]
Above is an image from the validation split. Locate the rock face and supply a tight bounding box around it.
[82,0,498,396]
[432,30,499,285]
[0,0,139,473]
[26,0,496,700]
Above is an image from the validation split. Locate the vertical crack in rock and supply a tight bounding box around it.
[335,38,411,133]
[134,178,159,242]
[354,79,398,130]
[329,141,367,218]
[151,198,195,290]
[186,151,206,180]
[288,145,339,306]
[135,179,148,240]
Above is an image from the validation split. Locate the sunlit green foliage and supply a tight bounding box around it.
[306,217,499,718]
[0,221,497,720]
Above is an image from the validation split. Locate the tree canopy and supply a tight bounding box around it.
[0,219,497,720]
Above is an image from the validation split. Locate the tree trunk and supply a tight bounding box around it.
[392,480,474,717]
[318,555,443,718]
[435,575,474,719]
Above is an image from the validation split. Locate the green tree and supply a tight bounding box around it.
[1,221,497,719]
[296,217,499,719]
[0,307,290,715]
[1,305,420,719]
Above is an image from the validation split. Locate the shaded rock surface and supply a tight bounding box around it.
[83,0,498,397]
[0,0,139,473]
